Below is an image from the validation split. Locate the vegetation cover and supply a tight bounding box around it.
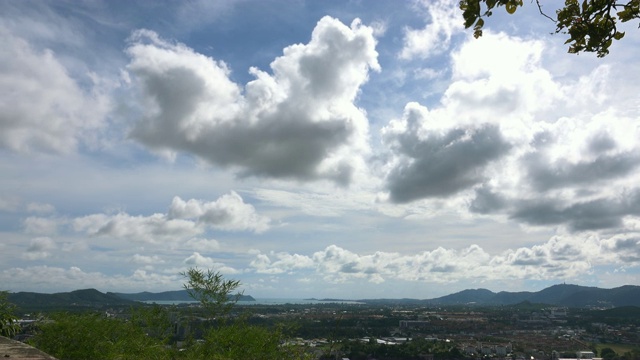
[0,290,20,337]
[4,279,640,359]
[23,269,310,360]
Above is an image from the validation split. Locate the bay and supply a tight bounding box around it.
[142,298,363,306]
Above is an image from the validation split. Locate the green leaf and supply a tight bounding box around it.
[613,31,625,40]
[464,16,477,28]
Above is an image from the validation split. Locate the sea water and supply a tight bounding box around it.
[143,298,363,305]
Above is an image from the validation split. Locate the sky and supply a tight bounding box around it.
[1,0,640,299]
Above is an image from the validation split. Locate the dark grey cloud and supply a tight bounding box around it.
[527,151,640,191]
[430,264,456,272]
[611,237,640,251]
[471,184,640,232]
[548,242,582,261]
[512,255,546,266]
[588,133,617,154]
[386,124,511,203]
[469,185,507,214]
[339,262,359,274]
[530,130,555,149]
[609,237,640,262]
[134,105,352,183]
[26,237,55,252]
[511,190,640,231]
[467,126,640,233]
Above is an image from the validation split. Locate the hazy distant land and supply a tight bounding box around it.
[7,284,640,311]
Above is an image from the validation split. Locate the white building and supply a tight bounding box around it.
[577,351,595,359]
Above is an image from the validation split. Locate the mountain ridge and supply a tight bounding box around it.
[417,284,640,307]
[7,289,256,310]
[7,284,640,309]
[110,290,256,302]
[8,288,136,310]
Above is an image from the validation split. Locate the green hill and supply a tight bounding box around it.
[110,290,256,302]
[8,288,136,311]
[423,284,640,308]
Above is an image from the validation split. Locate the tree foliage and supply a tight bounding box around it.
[0,290,20,337]
[31,312,173,360]
[181,267,242,318]
[30,269,310,360]
[188,322,307,360]
[600,347,617,359]
[179,268,309,359]
[460,0,640,57]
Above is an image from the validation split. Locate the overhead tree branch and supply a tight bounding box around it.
[461,0,639,57]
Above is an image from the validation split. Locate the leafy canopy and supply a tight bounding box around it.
[31,269,309,360]
[460,0,640,57]
[181,267,243,317]
[31,312,170,360]
[0,290,20,337]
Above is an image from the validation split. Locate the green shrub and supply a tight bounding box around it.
[0,291,20,337]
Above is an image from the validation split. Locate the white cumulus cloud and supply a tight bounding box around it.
[72,192,269,243]
[248,235,618,285]
[168,191,270,233]
[125,16,379,185]
[381,31,640,237]
[0,26,109,153]
[74,213,201,244]
[399,0,463,60]
[183,252,240,274]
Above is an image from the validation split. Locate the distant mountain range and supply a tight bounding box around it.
[398,284,640,308]
[7,288,255,311]
[7,284,640,310]
[110,290,256,302]
[8,288,136,310]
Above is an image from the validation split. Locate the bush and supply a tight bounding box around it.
[30,312,174,360]
[30,269,311,360]
[0,291,20,337]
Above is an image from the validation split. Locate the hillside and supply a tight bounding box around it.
[424,284,640,307]
[7,288,256,312]
[110,290,256,302]
[8,288,136,311]
[426,288,496,305]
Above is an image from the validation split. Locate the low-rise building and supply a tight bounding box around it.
[576,350,595,359]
